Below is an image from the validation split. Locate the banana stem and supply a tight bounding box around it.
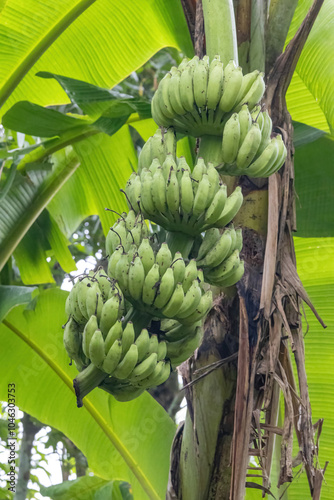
[197,135,225,167]
[73,363,107,407]
[166,231,195,259]
[202,0,238,65]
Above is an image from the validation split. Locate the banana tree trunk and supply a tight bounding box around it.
[167,1,326,498]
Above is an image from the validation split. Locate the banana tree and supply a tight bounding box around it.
[0,0,333,499]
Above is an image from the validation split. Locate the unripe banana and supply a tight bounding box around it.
[157,340,167,361]
[207,58,224,110]
[69,284,87,325]
[166,325,202,362]
[166,167,180,218]
[219,62,243,112]
[235,70,259,105]
[180,170,194,215]
[142,263,160,305]
[163,127,177,158]
[193,58,209,108]
[135,328,150,362]
[65,294,72,316]
[238,105,252,146]
[171,253,186,284]
[102,339,123,374]
[121,321,135,357]
[151,90,174,128]
[89,329,105,369]
[206,163,220,201]
[63,317,81,360]
[147,334,159,355]
[182,259,198,293]
[203,185,227,226]
[244,136,279,177]
[95,269,111,303]
[104,320,123,354]
[169,67,187,115]
[115,252,130,295]
[140,170,155,216]
[128,256,145,301]
[156,243,173,276]
[179,290,213,325]
[113,344,139,379]
[266,135,287,176]
[256,110,272,156]
[215,260,245,287]
[176,279,202,319]
[154,267,175,309]
[124,172,138,211]
[99,295,122,337]
[179,63,195,112]
[125,210,136,230]
[238,73,265,111]
[161,282,184,317]
[137,360,171,389]
[159,72,176,118]
[191,157,206,189]
[151,167,167,214]
[129,352,158,382]
[138,136,153,174]
[236,122,262,169]
[235,228,243,252]
[108,246,123,278]
[162,321,199,342]
[192,173,211,215]
[106,219,127,256]
[86,282,103,322]
[197,228,233,268]
[76,279,90,320]
[137,238,155,275]
[205,249,240,281]
[197,228,221,260]
[215,186,244,227]
[221,113,240,164]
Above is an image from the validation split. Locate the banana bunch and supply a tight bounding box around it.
[109,238,213,325]
[83,318,171,387]
[196,226,245,287]
[137,128,176,175]
[105,210,149,259]
[219,105,287,177]
[151,55,265,136]
[63,269,125,369]
[160,319,203,367]
[125,155,243,235]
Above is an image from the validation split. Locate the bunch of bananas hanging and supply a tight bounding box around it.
[218,104,287,177]
[197,226,244,287]
[108,235,213,325]
[151,55,265,136]
[125,154,243,235]
[105,210,149,258]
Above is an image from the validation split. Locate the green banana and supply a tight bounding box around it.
[115,252,130,295]
[238,72,265,111]
[214,186,244,227]
[147,334,159,355]
[102,340,123,375]
[221,113,240,164]
[197,228,233,268]
[129,352,158,382]
[215,260,245,287]
[265,135,287,176]
[171,253,186,284]
[179,290,213,325]
[205,249,240,281]
[180,170,194,215]
[203,185,227,226]
[135,328,150,362]
[157,340,167,361]
[142,263,160,305]
[244,136,279,177]
[207,57,224,110]
[238,105,252,146]
[166,167,180,219]
[128,256,145,301]
[140,170,155,216]
[179,63,195,112]
[235,70,259,105]
[169,67,187,115]
[99,295,122,337]
[219,62,243,112]
[95,269,111,302]
[138,136,152,174]
[113,344,139,379]
[121,321,135,357]
[151,167,167,214]
[176,279,202,319]
[154,267,175,309]
[86,282,103,322]
[182,259,198,293]
[197,227,221,260]
[89,329,105,369]
[137,238,155,275]
[236,122,262,169]
[104,320,123,354]
[193,57,209,108]
[161,282,184,317]
[155,243,173,276]
[63,317,81,360]
[192,173,211,215]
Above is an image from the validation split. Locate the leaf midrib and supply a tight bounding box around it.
[0,0,96,108]
[3,317,161,500]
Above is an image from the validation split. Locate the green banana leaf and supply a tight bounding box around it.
[39,476,132,500]
[0,0,193,114]
[0,288,176,500]
[285,0,334,133]
[0,284,36,322]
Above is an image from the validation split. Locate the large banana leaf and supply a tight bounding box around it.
[0,0,193,114]
[0,288,176,500]
[285,0,334,133]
